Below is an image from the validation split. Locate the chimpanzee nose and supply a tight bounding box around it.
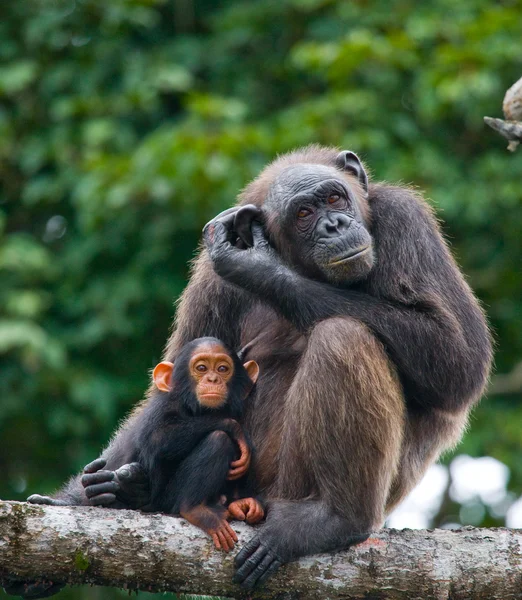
[320,213,350,237]
[207,372,219,383]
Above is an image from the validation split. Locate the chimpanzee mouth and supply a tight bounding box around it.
[329,245,370,265]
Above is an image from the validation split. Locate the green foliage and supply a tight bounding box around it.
[0,0,521,590]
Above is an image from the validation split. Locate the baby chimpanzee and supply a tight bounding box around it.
[132,336,264,551]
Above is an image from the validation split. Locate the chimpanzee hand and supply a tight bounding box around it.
[233,522,285,589]
[227,436,251,480]
[81,459,151,509]
[203,204,281,289]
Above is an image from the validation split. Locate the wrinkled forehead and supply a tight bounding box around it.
[266,163,342,208]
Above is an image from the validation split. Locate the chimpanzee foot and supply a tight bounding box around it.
[233,535,283,589]
[2,580,65,598]
[181,503,238,553]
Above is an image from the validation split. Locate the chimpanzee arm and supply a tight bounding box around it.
[164,242,252,360]
[138,415,245,469]
[205,188,492,412]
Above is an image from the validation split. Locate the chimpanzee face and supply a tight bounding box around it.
[153,337,259,416]
[266,163,374,285]
[189,342,235,409]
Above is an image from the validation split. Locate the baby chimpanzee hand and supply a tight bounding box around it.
[227,437,251,480]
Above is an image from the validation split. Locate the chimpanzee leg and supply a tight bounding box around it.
[385,408,468,512]
[160,431,240,551]
[235,317,406,588]
[158,430,237,513]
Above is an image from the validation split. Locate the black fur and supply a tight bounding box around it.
[131,337,255,513]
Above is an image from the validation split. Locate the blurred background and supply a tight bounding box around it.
[1,0,521,597]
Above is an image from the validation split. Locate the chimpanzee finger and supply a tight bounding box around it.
[227,468,244,481]
[203,220,232,250]
[231,451,249,468]
[81,470,114,487]
[241,553,279,589]
[84,481,119,499]
[203,208,237,242]
[221,525,237,551]
[211,533,221,550]
[209,206,241,221]
[83,458,107,473]
[225,522,239,542]
[234,205,263,248]
[246,507,264,524]
[234,535,261,569]
[216,531,231,552]
[27,494,61,506]
[246,504,259,521]
[251,222,270,250]
[234,544,269,583]
[253,558,283,588]
[89,493,117,507]
[228,503,246,521]
[116,462,148,483]
[228,460,247,473]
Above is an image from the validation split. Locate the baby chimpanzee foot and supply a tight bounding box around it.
[228,497,264,524]
[181,503,238,552]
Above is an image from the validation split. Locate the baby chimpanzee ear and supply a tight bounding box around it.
[243,360,260,385]
[153,361,174,392]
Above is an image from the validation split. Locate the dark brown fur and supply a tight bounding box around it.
[164,146,490,521]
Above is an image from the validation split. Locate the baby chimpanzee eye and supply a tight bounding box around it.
[196,364,207,372]
[217,365,229,373]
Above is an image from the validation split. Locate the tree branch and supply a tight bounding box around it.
[484,75,522,151]
[484,116,522,151]
[1,500,521,599]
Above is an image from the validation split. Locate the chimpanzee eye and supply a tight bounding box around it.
[328,194,341,204]
[298,208,312,219]
[217,365,229,373]
[196,364,207,372]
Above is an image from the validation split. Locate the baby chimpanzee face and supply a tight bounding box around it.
[189,342,235,408]
[152,337,259,416]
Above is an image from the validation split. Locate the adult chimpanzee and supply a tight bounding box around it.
[18,146,491,592]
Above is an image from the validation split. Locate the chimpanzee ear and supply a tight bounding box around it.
[243,360,260,385]
[153,361,174,392]
[335,150,368,193]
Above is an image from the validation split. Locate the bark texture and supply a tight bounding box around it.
[1,500,522,600]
